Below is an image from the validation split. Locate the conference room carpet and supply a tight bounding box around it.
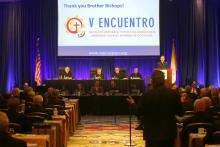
[68,115,145,147]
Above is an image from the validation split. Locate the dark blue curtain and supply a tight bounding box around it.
[0,0,220,92]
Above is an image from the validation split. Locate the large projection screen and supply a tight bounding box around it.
[58,0,160,56]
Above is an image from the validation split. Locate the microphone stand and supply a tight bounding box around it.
[125,103,136,146]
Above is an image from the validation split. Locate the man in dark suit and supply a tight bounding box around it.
[93,68,104,80]
[6,97,29,133]
[127,70,183,147]
[26,95,51,116]
[0,112,27,147]
[130,67,142,79]
[111,67,127,79]
[157,55,168,69]
[63,66,73,79]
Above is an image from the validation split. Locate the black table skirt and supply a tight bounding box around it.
[44,79,145,94]
[66,95,141,115]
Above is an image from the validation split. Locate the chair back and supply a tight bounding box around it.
[27,112,49,119]
[9,122,22,133]
[213,131,220,144]
[185,111,195,115]
[26,115,45,125]
[51,105,65,110]
[44,108,54,115]
[185,122,214,144]
[0,109,8,113]
[58,66,65,79]
[90,68,98,79]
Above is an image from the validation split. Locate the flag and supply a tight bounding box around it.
[35,38,41,86]
[171,39,177,84]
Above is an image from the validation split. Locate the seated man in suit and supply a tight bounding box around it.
[63,66,73,79]
[74,83,86,96]
[90,81,104,96]
[26,95,51,118]
[157,55,168,69]
[0,112,27,147]
[130,67,142,79]
[93,68,104,80]
[7,97,29,133]
[111,67,127,79]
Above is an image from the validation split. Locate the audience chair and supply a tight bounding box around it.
[26,115,45,126]
[9,122,22,133]
[185,123,214,144]
[0,109,8,113]
[185,111,195,115]
[213,131,220,144]
[27,112,49,119]
[44,108,54,115]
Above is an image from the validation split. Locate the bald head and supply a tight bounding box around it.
[27,90,35,98]
[0,112,9,132]
[11,88,20,97]
[33,95,44,106]
[194,99,206,112]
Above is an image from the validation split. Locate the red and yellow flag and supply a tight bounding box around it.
[171,39,177,84]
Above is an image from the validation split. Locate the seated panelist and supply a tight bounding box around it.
[93,68,104,80]
[63,66,73,79]
[130,67,142,79]
[111,67,127,80]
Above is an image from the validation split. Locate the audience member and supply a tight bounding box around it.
[181,98,214,147]
[0,92,11,109]
[108,80,120,95]
[74,83,86,96]
[90,81,104,96]
[26,95,50,116]
[190,80,199,95]
[180,90,193,112]
[26,90,35,103]
[6,97,28,132]
[47,89,65,107]
[0,111,27,147]
[11,88,21,99]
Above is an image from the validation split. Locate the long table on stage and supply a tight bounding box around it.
[43,79,144,115]
[44,79,145,94]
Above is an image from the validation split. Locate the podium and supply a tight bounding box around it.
[153,68,172,88]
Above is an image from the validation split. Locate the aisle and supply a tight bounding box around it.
[68,115,145,147]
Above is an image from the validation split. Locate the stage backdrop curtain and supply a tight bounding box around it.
[0,0,220,92]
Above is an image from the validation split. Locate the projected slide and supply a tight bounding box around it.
[58,0,160,56]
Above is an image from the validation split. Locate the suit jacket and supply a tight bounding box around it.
[62,71,73,79]
[7,110,29,132]
[138,85,183,141]
[92,74,104,80]
[111,72,127,79]
[129,73,142,79]
[0,131,27,147]
[157,61,168,69]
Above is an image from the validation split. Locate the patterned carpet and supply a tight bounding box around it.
[68,115,145,147]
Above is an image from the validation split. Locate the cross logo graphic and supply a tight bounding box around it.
[65,16,85,37]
